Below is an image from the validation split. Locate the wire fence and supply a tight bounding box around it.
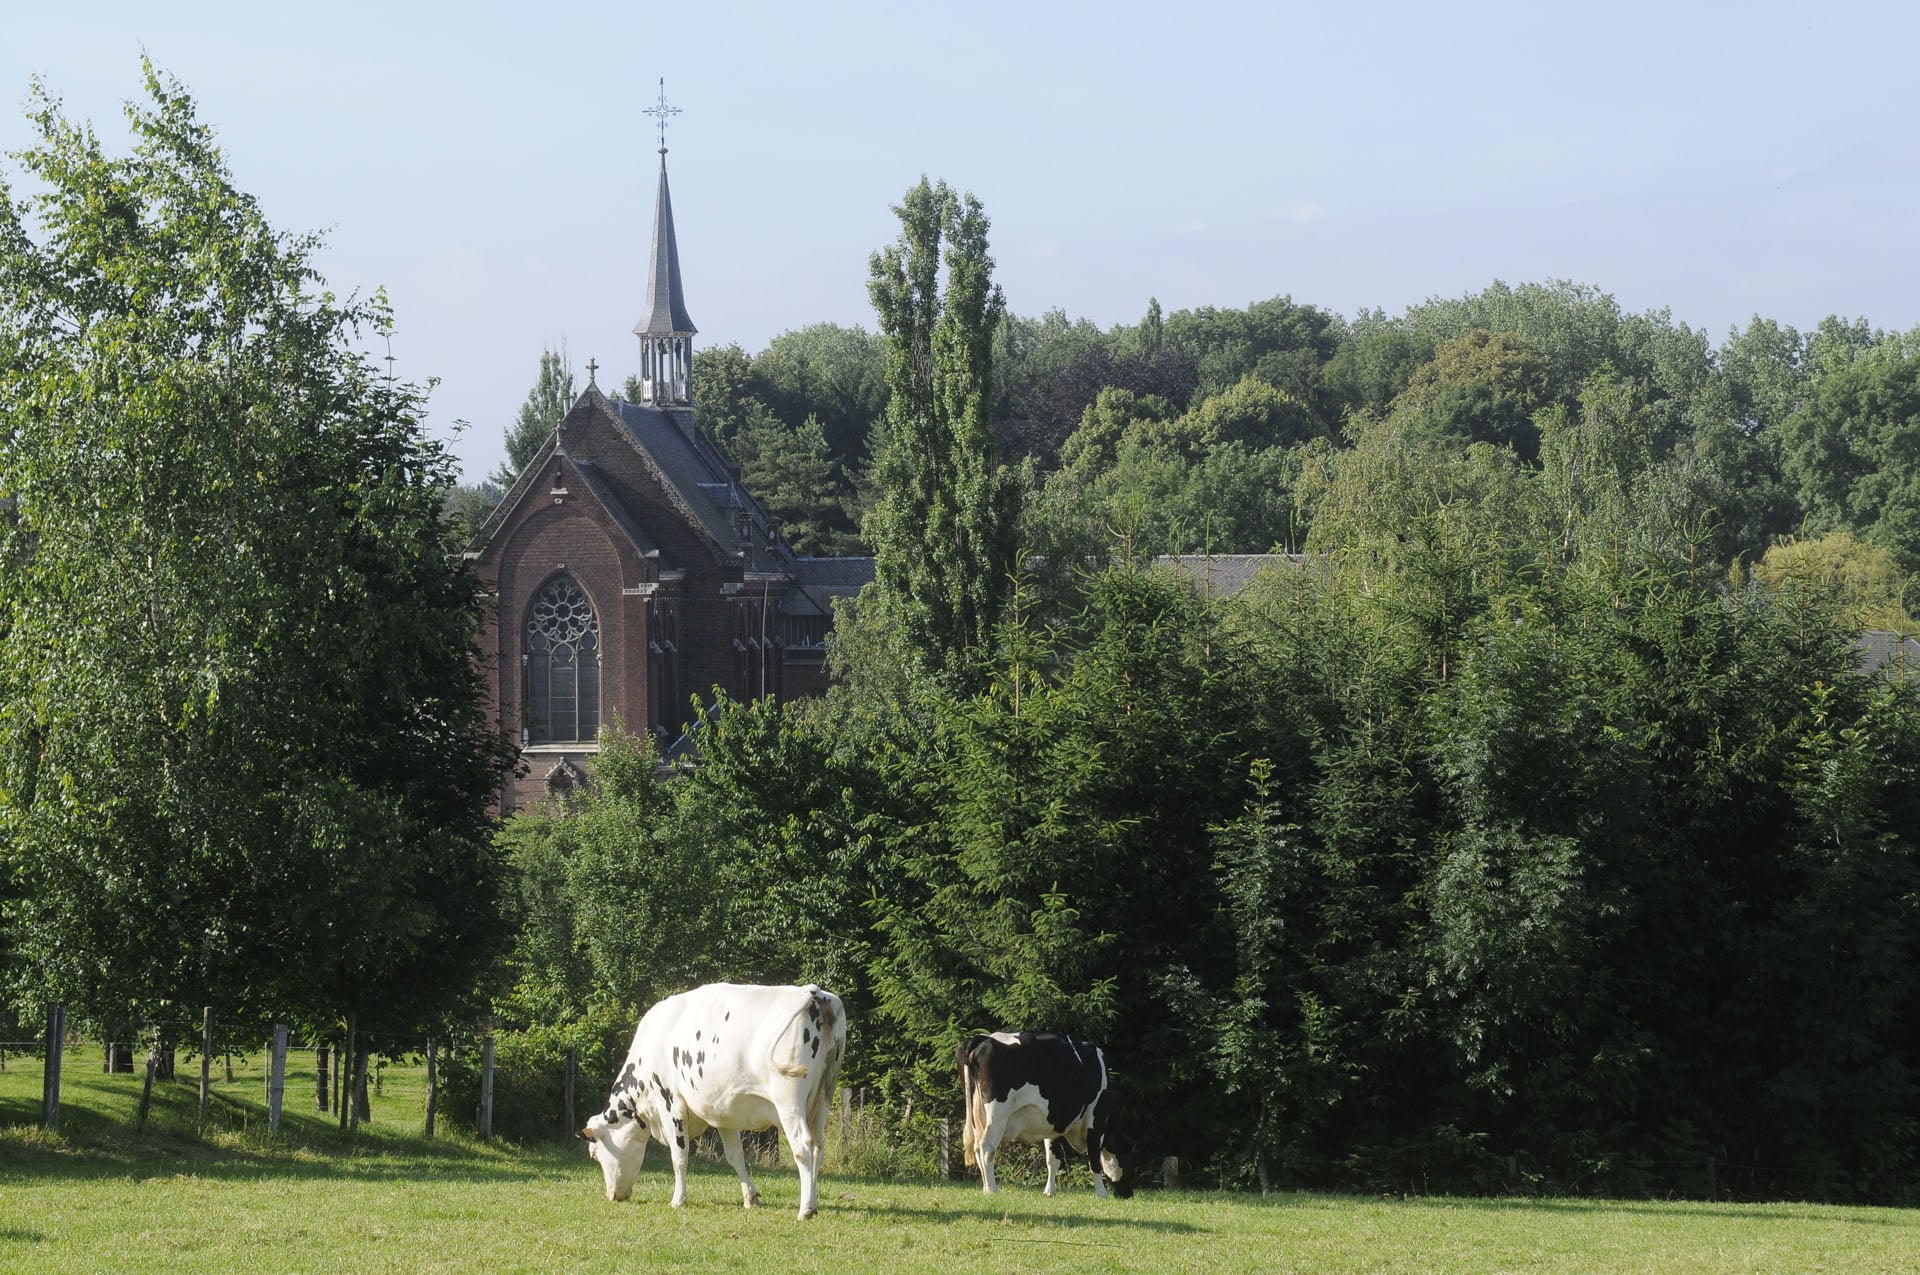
[6,1005,1909,1203]
[6,1003,546,1142]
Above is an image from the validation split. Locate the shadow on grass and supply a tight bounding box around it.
[1288,1191,1905,1227]
[0,1080,586,1187]
[773,1171,1198,1233]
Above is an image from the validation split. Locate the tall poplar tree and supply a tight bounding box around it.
[863,178,1022,687]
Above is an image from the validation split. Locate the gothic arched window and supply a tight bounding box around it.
[526,575,600,744]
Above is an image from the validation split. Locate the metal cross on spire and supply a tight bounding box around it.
[642,78,681,154]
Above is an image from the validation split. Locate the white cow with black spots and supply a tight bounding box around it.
[582,982,846,1219]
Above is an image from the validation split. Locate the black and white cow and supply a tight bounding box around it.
[958,1031,1130,1198]
[583,982,846,1219]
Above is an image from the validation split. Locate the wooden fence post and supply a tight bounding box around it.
[1706,1156,1717,1200]
[423,1037,438,1138]
[136,1032,158,1131]
[564,1046,577,1135]
[478,1034,495,1141]
[339,1015,356,1133]
[1161,1155,1181,1190]
[938,1118,951,1180]
[267,1025,287,1133]
[316,1044,329,1112]
[198,1007,213,1134]
[41,1002,64,1133]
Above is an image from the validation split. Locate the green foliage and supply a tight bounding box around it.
[749,322,888,466]
[443,480,504,548]
[490,347,573,488]
[1162,294,1347,422]
[0,65,507,1036]
[731,412,864,555]
[863,178,1023,688]
[1780,341,1920,569]
[1752,531,1916,634]
[1391,330,1553,460]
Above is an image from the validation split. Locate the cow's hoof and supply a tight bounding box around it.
[741,1192,760,1209]
[797,1206,817,1220]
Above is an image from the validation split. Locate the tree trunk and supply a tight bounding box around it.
[267,1026,287,1133]
[41,1003,64,1133]
[197,1007,212,1134]
[136,1037,158,1131]
[477,1034,494,1141]
[423,1037,438,1138]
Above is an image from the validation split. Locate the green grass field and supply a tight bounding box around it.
[2,1046,1917,1273]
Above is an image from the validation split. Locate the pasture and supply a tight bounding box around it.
[1,1053,1916,1273]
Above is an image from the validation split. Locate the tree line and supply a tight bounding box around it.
[487,182,1920,1200]
[470,266,1920,636]
[6,72,1920,1203]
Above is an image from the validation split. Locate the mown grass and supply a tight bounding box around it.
[2,1047,1918,1272]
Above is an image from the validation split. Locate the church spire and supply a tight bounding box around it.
[634,80,695,407]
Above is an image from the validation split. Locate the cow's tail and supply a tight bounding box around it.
[806,1028,844,1136]
[770,985,836,1080]
[957,1036,986,1168]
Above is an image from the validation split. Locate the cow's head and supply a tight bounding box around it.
[582,1110,649,1202]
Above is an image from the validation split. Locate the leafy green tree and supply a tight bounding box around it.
[1150,373,1319,456]
[443,479,504,547]
[490,347,573,488]
[1162,294,1347,417]
[1752,531,1916,632]
[863,178,1022,687]
[0,66,507,1036]
[1682,317,1808,563]
[749,322,888,466]
[1057,386,1178,480]
[1392,330,1552,460]
[687,341,771,454]
[1323,317,1436,414]
[1779,343,1920,568]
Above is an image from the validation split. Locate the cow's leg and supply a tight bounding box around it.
[666,1113,692,1208]
[1043,1138,1064,1196]
[975,1101,1013,1193]
[1085,1134,1111,1198]
[719,1128,760,1208]
[778,1106,824,1220]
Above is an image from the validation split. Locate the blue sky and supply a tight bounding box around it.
[5,0,1917,481]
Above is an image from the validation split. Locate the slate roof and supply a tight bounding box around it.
[607,397,789,573]
[1855,629,1920,675]
[781,556,877,617]
[791,557,879,589]
[1153,553,1307,596]
[570,459,659,558]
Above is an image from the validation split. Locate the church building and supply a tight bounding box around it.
[465,119,874,812]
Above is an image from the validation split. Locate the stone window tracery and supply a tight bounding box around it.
[526,575,600,744]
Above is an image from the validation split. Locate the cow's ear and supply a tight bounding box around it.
[579,1126,596,1142]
